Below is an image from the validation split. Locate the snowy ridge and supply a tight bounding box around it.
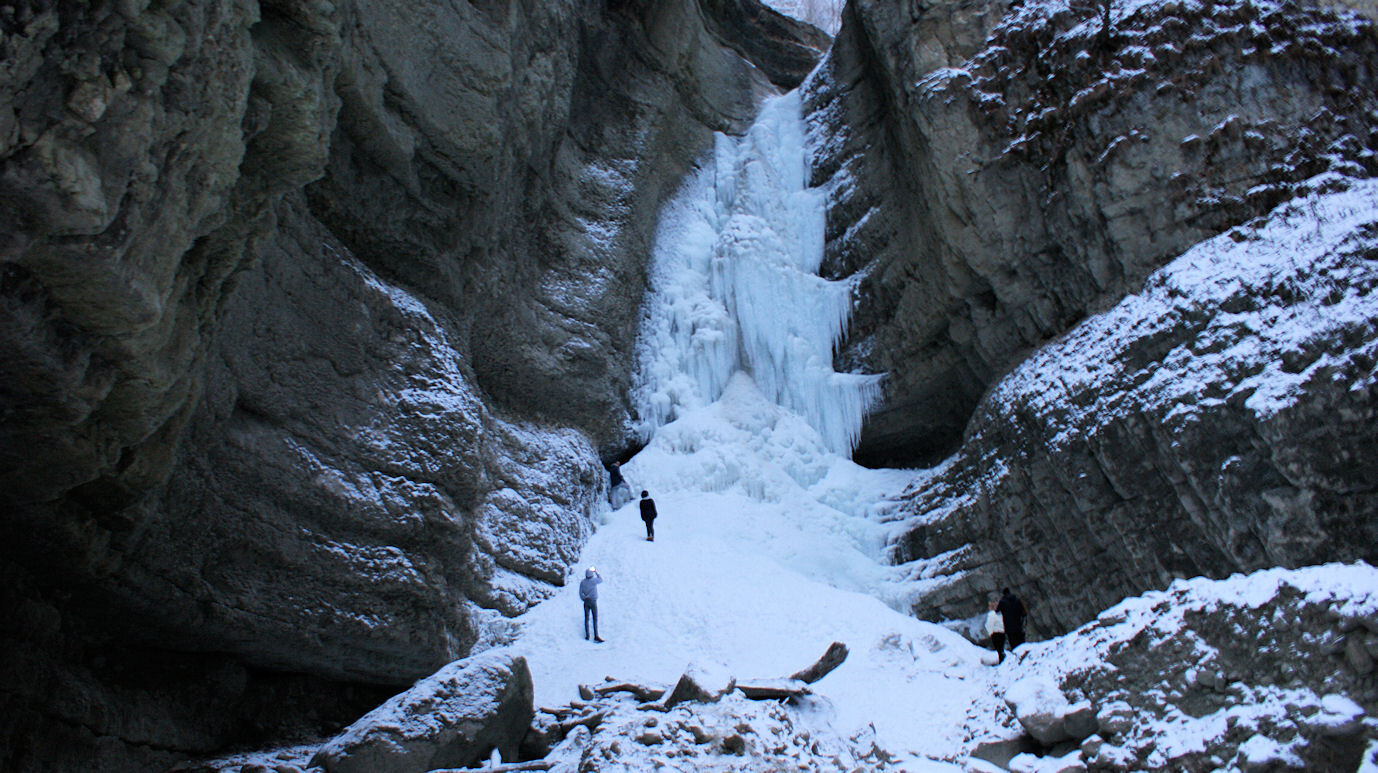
[632,91,882,455]
[989,175,1378,452]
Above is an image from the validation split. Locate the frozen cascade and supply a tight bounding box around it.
[632,90,882,455]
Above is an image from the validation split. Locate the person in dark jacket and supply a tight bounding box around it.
[608,463,631,508]
[997,587,1027,649]
[579,566,604,642]
[639,490,657,541]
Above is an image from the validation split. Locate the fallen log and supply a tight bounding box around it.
[551,710,608,737]
[590,681,667,702]
[428,761,555,772]
[735,678,812,701]
[789,641,848,684]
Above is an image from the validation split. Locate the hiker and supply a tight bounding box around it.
[997,587,1027,650]
[639,490,657,541]
[579,566,604,643]
[985,599,1007,663]
[608,462,631,509]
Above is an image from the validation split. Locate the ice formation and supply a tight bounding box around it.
[761,0,846,35]
[632,91,882,456]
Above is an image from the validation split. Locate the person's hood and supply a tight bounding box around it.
[585,568,596,578]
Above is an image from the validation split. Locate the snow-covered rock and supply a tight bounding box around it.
[310,650,534,773]
[808,0,1378,469]
[967,563,1378,771]
[888,177,1378,636]
[1005,678,1074,745]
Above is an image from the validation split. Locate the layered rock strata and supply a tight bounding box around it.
[807,0,1378,466]
[0,0,825,768]
[802,0,1378,636]
[886,177,1378,635]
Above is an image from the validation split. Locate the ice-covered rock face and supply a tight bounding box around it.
[632,92,881,456]
[761,0,847,34]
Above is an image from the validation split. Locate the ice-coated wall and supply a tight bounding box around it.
[762,0,845,35]
[632,91,881,455]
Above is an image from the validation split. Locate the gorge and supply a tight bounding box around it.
[1,0,1376,770]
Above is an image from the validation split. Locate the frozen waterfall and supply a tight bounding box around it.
[631,91,882,456]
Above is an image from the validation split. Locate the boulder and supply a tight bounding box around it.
[310,651,534,773]
[1005,678,1072,745]
[1060,703,1098,742]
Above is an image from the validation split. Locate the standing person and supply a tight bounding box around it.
[608,463,631,508]
[639,490,657,541]
[579,567,604,643]
[985,599,1007,664]
[998,587,1027,650]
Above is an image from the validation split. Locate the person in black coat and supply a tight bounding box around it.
[608,462,631,508]
[639,490,657,541]
[997,587,1028,649]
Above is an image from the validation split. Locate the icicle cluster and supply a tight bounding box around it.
[632,91,881,455]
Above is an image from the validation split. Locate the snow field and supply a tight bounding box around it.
[508,374,993,765]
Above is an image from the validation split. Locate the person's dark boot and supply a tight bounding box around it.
[594,636,605,643]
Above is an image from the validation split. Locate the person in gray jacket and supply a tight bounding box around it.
[579,567,604,642]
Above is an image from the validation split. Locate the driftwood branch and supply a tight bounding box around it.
[586,681,667,702]
[551,710,607,737]
[735,678,812,701]
[429,761,554,772]
[788,641,848,684]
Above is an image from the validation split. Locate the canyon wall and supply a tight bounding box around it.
[805,0,1378,635]
[0,0,824,768]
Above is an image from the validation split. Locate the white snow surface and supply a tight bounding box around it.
[508,374,984,765]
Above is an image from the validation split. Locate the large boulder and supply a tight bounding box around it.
[311,650,534,773]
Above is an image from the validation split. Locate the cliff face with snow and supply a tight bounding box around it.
[809,0,1378,467]
[3,0,1377,768]
[0,0,825,768]
[804,0,1378,634]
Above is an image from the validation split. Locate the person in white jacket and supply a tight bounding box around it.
[985,599,1007,663]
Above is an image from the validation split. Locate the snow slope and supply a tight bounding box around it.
[508,375,990,766]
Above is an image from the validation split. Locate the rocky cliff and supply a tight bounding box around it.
[809,0,1378,466]
[0,0,825,768]
[804,0,1378,635]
